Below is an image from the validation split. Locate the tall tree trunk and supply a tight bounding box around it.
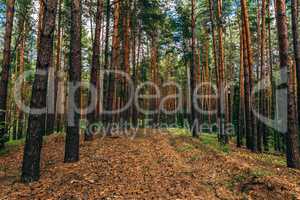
[268,0,276,152]
[257,0,267,152]
[241,0,257,152]
[256,0,263,152]
[55,0,63,132]
[275,0,300,169]
[122,0,131,122]
[217,0,227,144]
[190,0,197,137]
[103,0,110,124]
[37,0,45,50]
[21,0,58,182]
[85,0,103,141]
[131,0,138,127]
[56,37,67,133]
[150,33,159,126]
[0,0,15,149]
[107,0,120,131]
[46,59,56,135]
[209,0,219,86]
[64,0,82,163]
[238,21,245,148]
[242,19,251,150]
[17,20,27,139]
[291,0,300,130]
[46,0,62,135]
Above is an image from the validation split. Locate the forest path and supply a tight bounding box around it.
[0,129,300,199]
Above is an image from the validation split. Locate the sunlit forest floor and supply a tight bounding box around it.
[0,129,300,199]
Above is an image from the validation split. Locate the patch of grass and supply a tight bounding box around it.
[200,133,231,154]
[258,154,286,166]
[250,168,272,178]
[0,139,24,156]
[0,148,9,156]
[176,143,195,152]
[168,128,191,137]
[7,138,25,146]
[226,169,271,191]
[188,154,201,162]
[226,174,248,190]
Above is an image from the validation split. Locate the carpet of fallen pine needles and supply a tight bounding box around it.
[0,129,300,200]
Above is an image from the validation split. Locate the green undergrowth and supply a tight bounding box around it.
[199,133,230,154]
[168,128,191,137]
[176,143,195,152]
[0,132,64,156]
[0,139,24,156]
[168,128,230,154]
[225,168,273,192]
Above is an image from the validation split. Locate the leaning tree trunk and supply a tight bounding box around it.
[21,0,58,183]
[85,0,103,141]
[275,0,300,169]
[0,0,15,149]
[64,0,82,163]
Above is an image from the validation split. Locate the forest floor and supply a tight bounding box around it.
[0,129,300,200]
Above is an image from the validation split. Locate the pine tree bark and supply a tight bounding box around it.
[190,0,197,137]
[46,58,56,135]
[64,0,82,163]
[17,20,27,139]
[122,0,131,122]
[150,33,159,126]
[46,0,62,135]
[241,0,257,152]
[268,0,276,152]
[131,0,138,127]
[257,0,267,152]
[217,0,227,144]
[107,0,120,131]
[85,0,103,141]
[209,0,219,84]
[0,0,15,149]
[242,19,251,150]
[291,0,300,130]
[238,21,245,148]
[21,0,58,182]
[37,0,45,49]
[55,0,63,132]
[275,0,300,169]
[103,0,110,124]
